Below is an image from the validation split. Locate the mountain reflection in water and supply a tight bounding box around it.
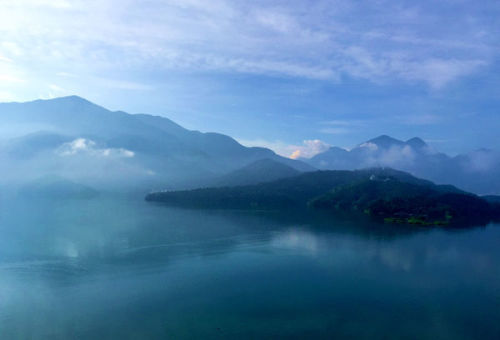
[0,195,498,339]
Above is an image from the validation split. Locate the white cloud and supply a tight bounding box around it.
[290,139,331,159]
[237,138,330,159]
[340,46,486,88]
[359,142,379,151]
[57,138,135,158]
[462,149,500,173]
[343,143,422,170]
[376,145,416,167]
[393,58,486,89]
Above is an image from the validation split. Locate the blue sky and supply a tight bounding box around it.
[1,0,499,157]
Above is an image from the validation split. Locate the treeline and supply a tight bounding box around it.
[146,168,500,226]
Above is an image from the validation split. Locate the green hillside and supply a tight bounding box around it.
[146,168,499,226]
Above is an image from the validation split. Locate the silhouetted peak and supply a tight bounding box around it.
[329,146,348,151]
[406,137,427,149]
[59,95,88,102]
[365,135,404,148]
[324,146,349,154]
[35,95,90,104]
[31,95,105,111]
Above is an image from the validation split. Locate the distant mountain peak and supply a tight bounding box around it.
[31,95,109,112]
[58,95,87,101]
[364,135,404,148]
[32,95,90,104]
[359,135,428,150]
[406,137,427,149]
[329,146,349,152]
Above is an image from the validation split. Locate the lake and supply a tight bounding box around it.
[0,194,499,339]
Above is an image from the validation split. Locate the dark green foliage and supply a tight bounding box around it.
[310,179,497,225]
[483,195,500,203]
[147,168,421,209]
[147,168,500,226]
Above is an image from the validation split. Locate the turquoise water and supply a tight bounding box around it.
[0,195,499,339]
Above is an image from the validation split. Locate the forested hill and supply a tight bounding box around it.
[146,168,500,226]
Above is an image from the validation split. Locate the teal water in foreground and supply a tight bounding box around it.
[0,195,499,339]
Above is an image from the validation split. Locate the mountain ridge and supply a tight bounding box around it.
[305,135,500,195]
[0,96,313,190]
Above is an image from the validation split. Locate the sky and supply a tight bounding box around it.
[0,0,499,157]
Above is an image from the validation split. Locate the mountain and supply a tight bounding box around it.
[366,135,406,148]
[306,135,439,170]
[483,195,500,204]
[145,168,448,210]
[146,168,500,226]
[406,137,427,149]
[305,135,500,195]
[309,179,488,225]
[211,158,301,187]
[0,96,313,190]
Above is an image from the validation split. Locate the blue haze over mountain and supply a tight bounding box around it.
[1,96,499,195]
[0,96,312,192]
[305,135,500,194]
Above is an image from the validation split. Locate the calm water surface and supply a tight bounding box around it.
[0,194,499,339]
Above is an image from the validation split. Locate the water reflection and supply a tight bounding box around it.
[0,195,499,339]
